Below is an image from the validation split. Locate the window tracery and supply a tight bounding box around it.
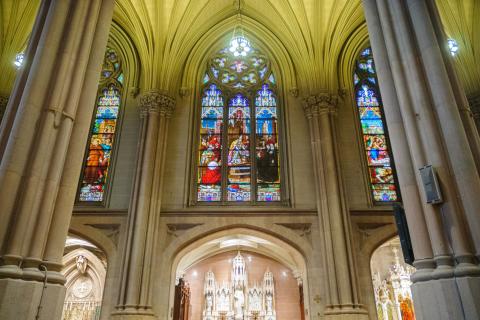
[197,47,281,203]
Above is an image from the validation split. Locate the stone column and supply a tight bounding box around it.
[362,0,435,281]
[113,90,175,319]
[303,94,368,319]
[0,1,114,319]
[363,0,480,318]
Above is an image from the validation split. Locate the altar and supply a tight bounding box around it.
[202,252,276,320]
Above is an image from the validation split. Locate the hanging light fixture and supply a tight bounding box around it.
[14,52,25,68]
[229,0,251,57]
[447,39,459,56]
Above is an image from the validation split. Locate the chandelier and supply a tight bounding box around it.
[229,0,251,57]
[14,52,25,68]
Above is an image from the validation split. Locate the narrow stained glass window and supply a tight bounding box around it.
[196,46,282,204]
[78,48,123,203]
[354,47,399,202]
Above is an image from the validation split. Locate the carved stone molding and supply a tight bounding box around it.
[179,87,191,98]
[0,95,8,121]
[302,92,338,119]
[139,90,175,118]
[468,92,480,120]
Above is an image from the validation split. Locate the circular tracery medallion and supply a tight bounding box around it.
[72,276,93,299]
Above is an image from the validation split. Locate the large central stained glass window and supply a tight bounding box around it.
[197,46,281,203]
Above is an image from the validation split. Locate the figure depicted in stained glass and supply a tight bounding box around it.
[399,295,416,320]
[197,44,281,203]
[354,47,398,202]
[228,135,250,166]
[256,135,278,183]
[78,48,123,202]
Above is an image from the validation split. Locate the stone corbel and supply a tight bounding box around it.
[179,87,191,98]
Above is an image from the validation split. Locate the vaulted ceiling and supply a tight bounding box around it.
[0,0,478,98]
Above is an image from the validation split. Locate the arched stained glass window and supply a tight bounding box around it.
[197,47,281,203]
[78,48,124,203]
[354,47,399,202]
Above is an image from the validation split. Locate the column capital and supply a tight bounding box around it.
[302,93,338,119]
[0,95,8,120]
[468,93,480,120]
[139,90,175,118]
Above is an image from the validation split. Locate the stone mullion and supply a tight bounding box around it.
[362,0,435,279]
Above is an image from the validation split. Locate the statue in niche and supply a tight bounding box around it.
[265,293,273,314]
[233,285,245,319]
[205,293,213,315]
[248,287,262,312]
[217,285,231,312]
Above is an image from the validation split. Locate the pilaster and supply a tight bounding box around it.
[303,93,368,319]
[113,90,175,319]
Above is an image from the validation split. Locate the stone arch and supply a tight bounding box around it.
[163,225,313,320]
[61,235,108,320]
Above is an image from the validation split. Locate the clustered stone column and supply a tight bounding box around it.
[113,90,175,319]
[303,94,368,319]
[363,0,480,319]
[0,0,114,319]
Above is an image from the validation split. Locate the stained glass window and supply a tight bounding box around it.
[197,46,281,203]
[354,47,399,202]
[78,48,124,203]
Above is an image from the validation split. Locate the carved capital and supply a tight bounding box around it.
[302,93,338,119]
[0,95,8,121]
[468,93,480,120]
[139,90,175,118]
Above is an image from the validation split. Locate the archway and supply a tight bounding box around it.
[169,228,310,320]
[370,237,416,320]
[61,235,107,320]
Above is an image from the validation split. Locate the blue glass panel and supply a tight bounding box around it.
[227,184,251,201]
[361,119,384,134]
[357,85,380,107]
[198,184,221,201]
[255,84,276,106]
[359,107,382,120]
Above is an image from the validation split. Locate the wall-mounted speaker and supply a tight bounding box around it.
[419,165,443,204]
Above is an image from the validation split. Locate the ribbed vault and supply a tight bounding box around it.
[0,1,478,99]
